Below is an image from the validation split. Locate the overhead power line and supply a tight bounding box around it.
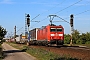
[75,10,90,16]
[56,16,70,24]
[45,0,66,13]
[62,9,90,20]
[30,17,48,29]
[55,0,83,14]
[16,27,23,33]
[31,14,40,21]
[31,0,67,21]
[30,0,83,29]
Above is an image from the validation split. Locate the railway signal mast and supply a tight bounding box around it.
[27,14,30,42]
[25,14,30,45]
[70,14,74,46]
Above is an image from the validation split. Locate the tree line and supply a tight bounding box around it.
[64,30,90,44]
[0,26,7,44]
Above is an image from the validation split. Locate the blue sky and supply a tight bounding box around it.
[0,0,90,37]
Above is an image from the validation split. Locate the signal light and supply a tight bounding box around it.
[70,14,74,27]
[27,17,30,26]
[27,14,30,17]
[70,14,73,18]
[70,19,73,27]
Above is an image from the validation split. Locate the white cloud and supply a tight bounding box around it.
[0,0,15,4]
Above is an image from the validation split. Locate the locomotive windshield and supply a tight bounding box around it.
[57,28,62,32]
[50,28,62,32]
[50,28,56,32]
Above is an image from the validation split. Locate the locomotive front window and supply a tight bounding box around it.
[50,28,56,32]
[57,28,62,32]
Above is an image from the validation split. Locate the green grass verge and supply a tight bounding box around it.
[7,42,79,60]
[64,44,90,48]
[78,44,90,48]
[24,46,78,60]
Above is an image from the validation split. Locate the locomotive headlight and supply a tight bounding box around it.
[59,34,63,36]
[51,34,55,36]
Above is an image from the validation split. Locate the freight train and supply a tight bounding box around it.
[29,24,64,46]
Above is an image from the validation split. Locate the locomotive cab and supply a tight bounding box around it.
[49,25,64,45]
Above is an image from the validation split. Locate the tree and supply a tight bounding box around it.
[72,30,80,44]
[79,33,87,44]
[64,29,90,44]
[64,34,70,44]
[76,39,83,44]
[86,32,90,41]
[0,26,7,40]
[0,26,7,58]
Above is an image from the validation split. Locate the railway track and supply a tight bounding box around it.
[14,43,90,60]
[65,46,90,50]
[29,45,90,51]
[29,45,90,60]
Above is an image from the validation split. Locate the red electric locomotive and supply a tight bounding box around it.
[30,24,64,46]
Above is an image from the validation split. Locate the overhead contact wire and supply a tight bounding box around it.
[55,0,83,14]
[31,0,66,21]
[31,0,65,26]
[31,0,83,28]
[75,10,90,16]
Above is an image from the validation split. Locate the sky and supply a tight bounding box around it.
[0,0,90,37]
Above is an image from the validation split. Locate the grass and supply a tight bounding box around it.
[7,42,80,60]
[64,44,90,48]
[25,46,79,60]
[72,44,90,48]
[7,42,27,49]
[78,44,90,48]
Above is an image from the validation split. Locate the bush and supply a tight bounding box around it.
[0,47,3,59]
[64,39,70,44]
[76,40,83,44]
[85,41,90,44]
[2,39,6,42]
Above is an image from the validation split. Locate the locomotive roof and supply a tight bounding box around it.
[40,26,46,30]
[30,24,63,31]
[48,24,62,26]
[30,28,40,31]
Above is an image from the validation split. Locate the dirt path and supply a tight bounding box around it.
[2,43,37,60]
